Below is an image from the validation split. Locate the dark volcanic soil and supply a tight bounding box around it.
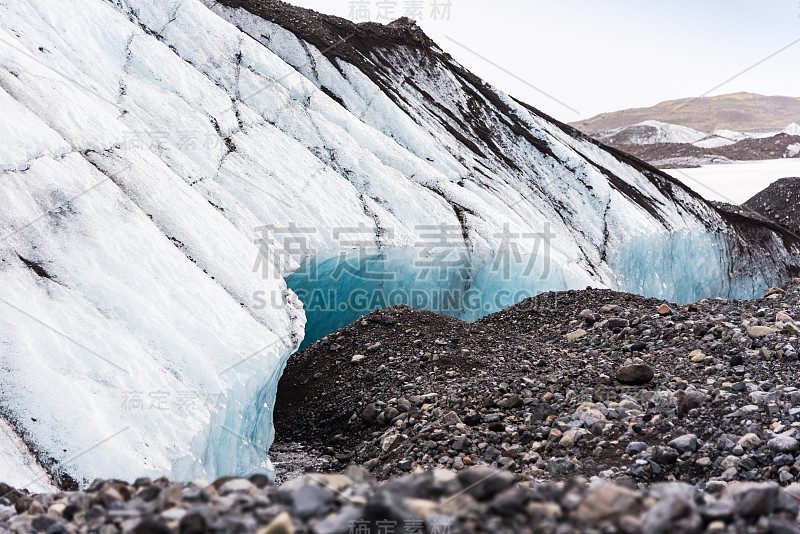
[708,201,771,226]
[743,177,800,235]
[276,281,800,487]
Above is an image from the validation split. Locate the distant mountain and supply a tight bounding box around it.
[595,120,709,146]
[571,93,800,135]
[578,118,800,168]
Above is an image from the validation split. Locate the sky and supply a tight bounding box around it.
[282,0,800,122]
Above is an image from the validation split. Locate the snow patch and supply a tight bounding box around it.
[784,123,800,137]
[597,120,708,145]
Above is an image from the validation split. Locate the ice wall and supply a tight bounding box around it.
[285,229,778,350]
[285,246,573,350]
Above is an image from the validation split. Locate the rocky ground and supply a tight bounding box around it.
[5,465,800,533]
[708,201,771,226]
[276,279,800,492]
[743,178,800,235]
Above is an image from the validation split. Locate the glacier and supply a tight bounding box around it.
[0,0,798,488]
[596,120,709,146]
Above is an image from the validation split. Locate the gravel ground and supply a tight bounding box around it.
[276,279,800,489]
[743,177,800,234]
[271,442,336,486]
[4,466,800,533]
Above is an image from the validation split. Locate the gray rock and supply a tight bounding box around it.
[397,397,411,412]
[291,484,334,520]
[362,404,378,424]
[705,481,728,494]
[363,491,420,526]
[575,484,642,524]
[441,411,461,426]
[44,523,69,534]
[738,433,762,450]
[547,457,578,476]
[31,516,57,532]
[769,435,800,453]
[731,482,780,518]
[676,390,706,417]
[218,478,254,494]
[641,492,700,534]
[615,364,655,385]
[381,434,403,452]
[668,434,698,454]
[720,455,740,470]
[747,326,776,339]
[131,519,171,534]
[559,428,591,448]
[457,467,517,501]
[607,318,629,330]
[260,512,294,534]
[652,446,679,464]
[178,507,216,533]
[498,395,523,409]
[312,505,363,534]
[488,487,528,516]
[566,329,587,341]
[626,442,648,455]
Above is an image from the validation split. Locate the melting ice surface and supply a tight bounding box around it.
[286,228,772,349]
[286,247,564,350]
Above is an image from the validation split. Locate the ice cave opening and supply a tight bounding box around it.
[282,230,771,350]
[193,229,775,482]
[283,247,564,350]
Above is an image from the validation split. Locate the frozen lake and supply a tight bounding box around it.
[665,159,800,205]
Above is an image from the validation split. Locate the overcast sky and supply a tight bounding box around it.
[282,0,800,122]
